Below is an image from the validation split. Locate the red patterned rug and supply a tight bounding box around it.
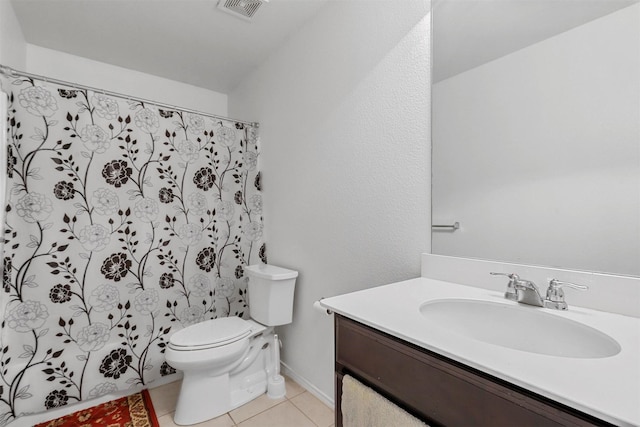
[35,390,159,427]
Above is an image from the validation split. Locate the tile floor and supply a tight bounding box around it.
[149,376,335,427]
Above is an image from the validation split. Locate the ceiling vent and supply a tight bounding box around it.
[217,0,268,21]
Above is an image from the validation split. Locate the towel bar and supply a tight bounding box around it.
[432,222,460,230]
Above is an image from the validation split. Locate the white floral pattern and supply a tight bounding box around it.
[243,151,258,171]
[76,323,110,352]
[248,194,263,214]
[18,86,58,117]
[178,223,203,246]
[6,301,49,332]
[78,224,111,252]
[186,114,205,135]
[92,94,119,120]
[134,289,159,315]
[245,221,263,242]
[89,284,120,313]
[15,193,53,223]
[176,140,200,164]
[216,277,235,298]
[87,382,118,399]
[188,274,210,297]
[134,108,159,134]
[80,124,110,154]
[180,306,204,326]
[216,200,235,221]
[247,127,259,144]
[216,126,237,147]
[91,188,120,215]
[188,192,207,214]
[134,198,159,223]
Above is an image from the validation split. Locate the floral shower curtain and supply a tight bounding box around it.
[0,75,265,422]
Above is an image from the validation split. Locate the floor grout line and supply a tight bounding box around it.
[152,377,333,427]
[234,399,288,426]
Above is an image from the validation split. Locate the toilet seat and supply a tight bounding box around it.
[169,317,253,351]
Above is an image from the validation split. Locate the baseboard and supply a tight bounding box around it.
[280,361,335,410]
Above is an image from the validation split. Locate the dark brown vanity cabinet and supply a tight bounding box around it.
[334,314,611,427]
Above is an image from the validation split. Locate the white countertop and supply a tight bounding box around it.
[321,277,640,426]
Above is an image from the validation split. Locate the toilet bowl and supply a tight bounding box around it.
[164,264,298,426]
[167,316,255,373]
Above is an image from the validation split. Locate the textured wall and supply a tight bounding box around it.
[230,0,432,403]
[0,0,26,69]
[25,45,228,116]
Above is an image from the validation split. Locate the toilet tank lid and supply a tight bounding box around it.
[245,264,298,280]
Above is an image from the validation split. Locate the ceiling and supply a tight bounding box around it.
[10,0,328,93]
[12,0,638,90]
[433,0,638,82]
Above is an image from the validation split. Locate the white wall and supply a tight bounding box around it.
[1,0,226,115]
[432,4,640,276]
[25,44,228,115]
[229,0,431,404]
[0,0,26,69]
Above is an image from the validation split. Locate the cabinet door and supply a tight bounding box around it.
[335,315,608,427]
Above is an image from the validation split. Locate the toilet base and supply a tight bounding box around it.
[230,370,269,409]
[174,372,230,425]
[173,371,269,425]
[171,326,273,426]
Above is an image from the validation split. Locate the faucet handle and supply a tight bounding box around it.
[490,272,519,301]
[489,272,519,280]
[548,278,588,291]
[544,278,588,310]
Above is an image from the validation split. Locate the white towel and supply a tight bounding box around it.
[341,375,428,427]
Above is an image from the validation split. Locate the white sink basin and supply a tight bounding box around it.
[419,299,621,359]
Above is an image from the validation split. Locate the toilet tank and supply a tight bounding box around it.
[245,264,298,326]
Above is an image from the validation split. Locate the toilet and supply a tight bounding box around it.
[165,264,298,426]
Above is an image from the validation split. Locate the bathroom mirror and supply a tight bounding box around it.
[431,0,640,277]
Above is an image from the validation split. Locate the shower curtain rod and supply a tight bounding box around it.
[0,64,259,128]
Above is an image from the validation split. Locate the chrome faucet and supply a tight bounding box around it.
[489,272,519,301]
[544,278,588,310]
[490,272,544,307]
[490,273,588,310]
